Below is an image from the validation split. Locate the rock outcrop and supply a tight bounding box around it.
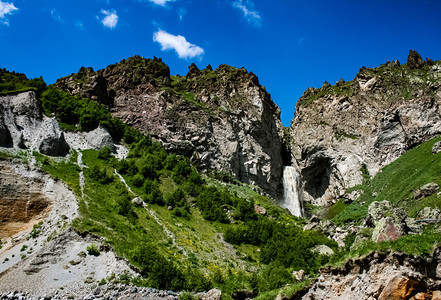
[290,51,441,206]
[0,91,69,156]
[299,250,441,300]
[56,56,285,196]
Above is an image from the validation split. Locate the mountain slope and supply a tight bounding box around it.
[55,56,286,198]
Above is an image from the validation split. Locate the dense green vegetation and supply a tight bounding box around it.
[332,136,441,224]
[0,69,46,96]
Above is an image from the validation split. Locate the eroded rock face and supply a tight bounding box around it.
[0,91,69,156]
[0,162,50,239]
[56,56,285,196]
[290,51,441,206]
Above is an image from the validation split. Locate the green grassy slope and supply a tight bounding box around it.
[333,136,441,224]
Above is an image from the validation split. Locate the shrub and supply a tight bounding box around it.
[86,243,100,256]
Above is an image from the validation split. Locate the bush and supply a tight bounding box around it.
[98,146,112,160]
[86,243,100,256]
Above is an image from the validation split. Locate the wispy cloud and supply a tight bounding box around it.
[75,20,84,30]
[298,38,304,45]
[178,8,186,21]
[153,29,204,59]
[231,0,261,27]
[0,1,18,26]
[147,0,176,7]
[50,8,63,23]
[100,9,118,29]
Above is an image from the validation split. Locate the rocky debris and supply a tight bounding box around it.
[300,249,441,300]
[56,56,285,198]
[367,200,422,242]
[0,285,179,300]
[432,141,441,154]
[291,52,441,207]
[0,91,68,156]
[413,183,440,200]
[254,204,267,215]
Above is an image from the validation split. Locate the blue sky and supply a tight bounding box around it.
[1,0,441,126]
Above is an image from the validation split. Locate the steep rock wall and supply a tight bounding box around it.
[56,56,285,196]
[291,51,441,206]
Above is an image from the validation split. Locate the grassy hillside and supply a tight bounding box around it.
[333,136,441,224]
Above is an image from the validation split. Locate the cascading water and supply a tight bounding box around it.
[281,166,304,217]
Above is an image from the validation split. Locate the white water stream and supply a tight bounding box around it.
[281,166,304,217]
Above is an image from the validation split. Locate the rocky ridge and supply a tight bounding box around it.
[290,50,441,207]
[55,56,286,197]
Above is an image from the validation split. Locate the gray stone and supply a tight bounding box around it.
[312,245,335,256]
[132,197,144,207]
[417,207,441,219]
[368,201,393,221]
[413,183,439,199]
[202,289,221,300]
[37,118,69,156]
[432,141,441,154]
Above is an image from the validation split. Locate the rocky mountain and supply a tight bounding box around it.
[55,56,286,197]
[2,52,441,300]
[290,50,441,207]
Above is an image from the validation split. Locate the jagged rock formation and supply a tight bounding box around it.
[0,91,69,156]
[55,56,285,196]
[290,50,441,206]
[298,250,441,300]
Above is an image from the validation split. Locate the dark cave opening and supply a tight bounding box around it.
[302,156,332,199]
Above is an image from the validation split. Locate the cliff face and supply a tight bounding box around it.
[291,51,441,206]
[0,91,69,156]
[56,56,285,196]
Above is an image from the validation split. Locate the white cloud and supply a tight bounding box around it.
[100,9,118,29]
[149,0,175,6]
[50,8,63,23]
[153,29,204,59]
[231,0,261,27]
[0,1,18,25]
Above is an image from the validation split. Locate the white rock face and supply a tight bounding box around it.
[0,91,69,156]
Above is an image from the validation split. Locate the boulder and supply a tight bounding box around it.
[417,207,441,220]
[432,141,441,154]
[312,245,334,256]
[372,217,405,243]
[202,289,221,300]
[254,204,267,215]
[37,118,69,156]
[378,276,425,300]
[85,127,115,150]
[413,183,439,199]
[132,197,144,207]
[368,201,394,221]
[292,269,305,281]
[433,291,441,300]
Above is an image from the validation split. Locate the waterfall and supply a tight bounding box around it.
[281,166,304,217]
